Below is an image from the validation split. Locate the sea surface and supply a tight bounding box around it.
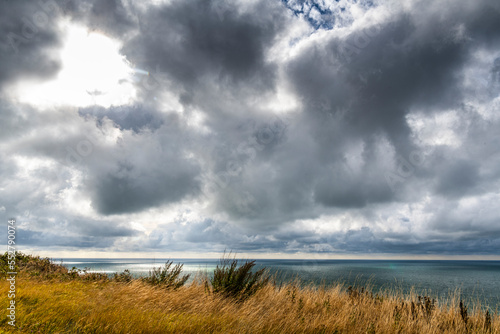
[58,258,500,310]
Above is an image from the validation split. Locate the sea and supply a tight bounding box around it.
[57,258,500,310]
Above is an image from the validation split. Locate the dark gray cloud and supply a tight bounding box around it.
[122,0,284,92]
[63,0,136,38]
[0,0,64,87]
[1,0,500,256]
[17,229,126,249]
[0,210,140,249]
[282,0,500,209]
[88,158,201,215]
[79,104,164,133]
[434,160,479,198]
[79,109,202,215]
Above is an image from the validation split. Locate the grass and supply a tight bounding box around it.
[0,253,499,333]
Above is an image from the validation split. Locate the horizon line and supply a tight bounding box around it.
[19,249,500,261]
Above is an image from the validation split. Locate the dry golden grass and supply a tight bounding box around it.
[1,273,499,334]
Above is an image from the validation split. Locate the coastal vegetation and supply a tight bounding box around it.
[0,252,498,333]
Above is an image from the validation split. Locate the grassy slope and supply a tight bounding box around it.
[0,255,499,333]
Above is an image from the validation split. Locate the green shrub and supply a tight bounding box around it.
[209,254,268,301]
[114,269,133,283]
[142,261,190,289]
[80,268,109,281]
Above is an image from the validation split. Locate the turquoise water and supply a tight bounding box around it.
[58,258,500,310]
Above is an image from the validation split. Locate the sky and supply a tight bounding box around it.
[1,0,500,259]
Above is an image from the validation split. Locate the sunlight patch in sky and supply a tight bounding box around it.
[10,22,136,108]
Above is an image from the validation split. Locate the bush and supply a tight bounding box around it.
[142,261,190,289]
[80,268,109,281]
[114,269,133,283]
[1,252,68,278]
[209,254,269,301]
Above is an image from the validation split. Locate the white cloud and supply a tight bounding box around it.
[8,21,137,109]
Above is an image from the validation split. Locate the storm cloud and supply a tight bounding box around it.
[1,0,500,257]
